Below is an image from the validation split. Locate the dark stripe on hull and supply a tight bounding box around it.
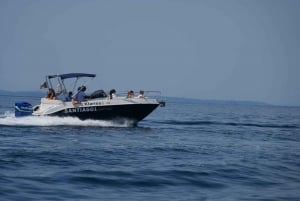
[52,103,159,123]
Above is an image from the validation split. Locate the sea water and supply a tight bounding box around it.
[0,95,299,201]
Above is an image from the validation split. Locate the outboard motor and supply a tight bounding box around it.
[15,101,33,117]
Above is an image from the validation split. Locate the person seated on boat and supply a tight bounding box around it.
[46,88,56,100]
[127,90,135,98]
[55,84,64,97]
[109,89,116,99]
[137,90,145,98]
[65,91,73,101]
[72,86,87,104]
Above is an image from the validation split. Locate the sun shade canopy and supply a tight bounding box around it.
[47,73,96,80]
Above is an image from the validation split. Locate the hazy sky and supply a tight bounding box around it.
[0,0,299,106]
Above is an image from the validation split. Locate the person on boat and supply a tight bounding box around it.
[109,89,116,99]
[56,84,63,95]
[46,88,56,100]
[72,86,87,104]
[65,91,73,101]
[137,90,145,98]
[127,90,135,98]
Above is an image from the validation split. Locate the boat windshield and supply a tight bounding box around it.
[45,73,96,100]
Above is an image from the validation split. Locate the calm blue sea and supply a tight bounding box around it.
[0,95,300,201]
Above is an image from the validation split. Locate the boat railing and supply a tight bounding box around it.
[116,90,166,106]
[116,90,159,98]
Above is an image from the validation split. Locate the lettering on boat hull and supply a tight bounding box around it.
[64,107,97,113]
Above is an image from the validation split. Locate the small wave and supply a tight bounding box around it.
[66,169,225,188]
[0,111,133,127]
[155,120,298,129]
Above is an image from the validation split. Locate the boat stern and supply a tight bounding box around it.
[15,101,33,117]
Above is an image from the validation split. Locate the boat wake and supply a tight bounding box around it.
[0,111,134,127]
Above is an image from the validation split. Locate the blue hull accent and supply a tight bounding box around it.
[15,101,33,117]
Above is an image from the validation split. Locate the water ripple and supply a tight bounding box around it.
[155,120,299,129]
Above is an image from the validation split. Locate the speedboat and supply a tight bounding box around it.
[15,73,165,125]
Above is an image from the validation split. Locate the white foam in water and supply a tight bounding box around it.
[0,111,133,127]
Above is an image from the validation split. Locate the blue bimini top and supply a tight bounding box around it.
[47,73,96,80]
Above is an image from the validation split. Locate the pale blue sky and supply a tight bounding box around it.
[0,0,299,106]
